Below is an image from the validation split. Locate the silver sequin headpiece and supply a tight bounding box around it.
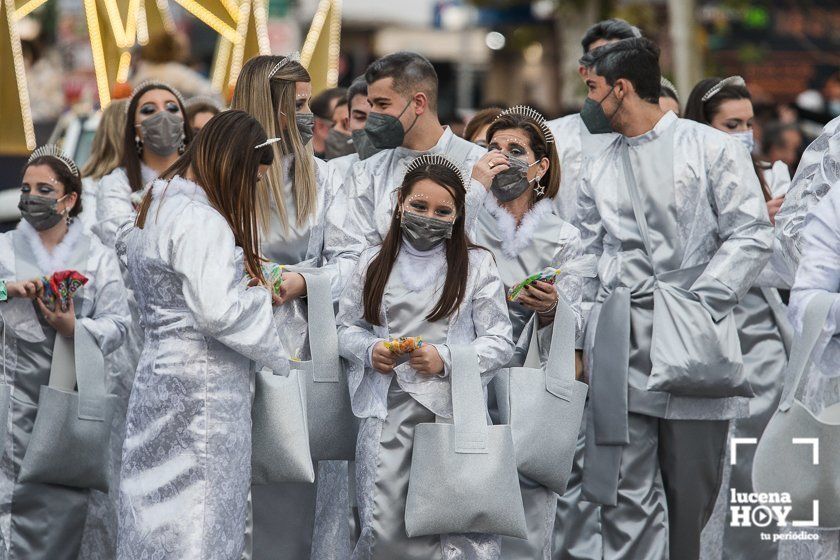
[126,80,187,114]
[405,154,466,190]
[701,76,746,103]
[185,95,223,110]
[255,138,283,149]
[268,51,301,79]
[497,105,555,145]
[660,76,679,102]
[28,144,79,177]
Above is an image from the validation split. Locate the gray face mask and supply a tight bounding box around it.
[580,87,619,135]
[400,210,454,252]
[365,100,418,150]
[295,113,315,146]
[324,128,354,160]
[351,128,381,160]
[19,193,68,231]
[139,111,185,156]
[491,156,537,202]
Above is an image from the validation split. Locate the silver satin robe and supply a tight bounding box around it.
[0,220,129,560]
[94,165,157,249]
[474,196,585,560]
[115,176,287,560]
[337,244,514,559]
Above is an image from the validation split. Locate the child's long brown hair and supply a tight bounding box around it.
[363,162,475,325]
[135,110,274,283]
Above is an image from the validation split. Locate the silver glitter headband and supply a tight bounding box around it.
[701,76,746,103]
[185,95,223,111]
[496,105,555,145]
[255,138,282,149]
[268,51,301,79]
[660,76,679,102]
[126,81,187,114]
[405,154,466,189]
[28,144,79,177]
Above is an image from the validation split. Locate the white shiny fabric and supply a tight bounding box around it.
[93,164,157,249]
[115,177,287,560]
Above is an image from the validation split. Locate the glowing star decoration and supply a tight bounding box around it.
[300,0,342,94]
[0,0,35,153]
[205,0,270,99]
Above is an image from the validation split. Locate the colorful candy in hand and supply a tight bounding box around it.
[384,336,424,355]
[263,263,285,295]
[507,268,560,302]
[41,270,88,310]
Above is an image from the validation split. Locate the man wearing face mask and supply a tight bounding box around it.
[547,19,642,223]
[575,38,773,559]
[326,52,487,271]
[311,87,347,159]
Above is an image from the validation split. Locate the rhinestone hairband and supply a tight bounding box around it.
[255,138,283,149]
[268,51,301,79]
[185,95,222,110]
[701,76,746,103]
[28,144,79,177]
[126,80,187,114]
[660,76,679,102]
[496,105,554,145]
[405,154,466,189]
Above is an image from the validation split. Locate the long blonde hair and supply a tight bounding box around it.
[231,55,317,233]
[81,99,127,180]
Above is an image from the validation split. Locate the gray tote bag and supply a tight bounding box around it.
[19,323,115,491]
[621,146,750,398]
[0,325,13,445]
[753,292,840,529]
[495,300,588,495]
[405,345,527,539]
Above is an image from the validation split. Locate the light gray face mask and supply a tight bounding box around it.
[18,193,68,231]
[400,210,454,252]
[139,111,185,156]
[491,156,537,202]
[295,113,315,146]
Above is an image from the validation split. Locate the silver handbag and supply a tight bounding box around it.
[0,325,13,445]
[295,271,357,461]
[621,146,750,398]
[405,346,527,539]
[753,292,840,529]
[495,300,588,495]
[19,323,115,491]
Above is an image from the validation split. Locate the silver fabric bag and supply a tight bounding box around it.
[0,325,13,445]
[293,271,357,461]
[753,292,840,528]
[495,300,588,495]
[251,360,314,484]
[621,146,750,398]
[19,323,115,491]
[405,346,527,539]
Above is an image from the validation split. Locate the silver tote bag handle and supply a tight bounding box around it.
[544,298,577,398]
[298,271,341,383]
[778,292,834,412]
[450,345,489,454]
[48,323,107,421]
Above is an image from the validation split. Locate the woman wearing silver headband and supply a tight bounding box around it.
[685,76,793,560]
[0,146,129,559]
[472,106,592,559]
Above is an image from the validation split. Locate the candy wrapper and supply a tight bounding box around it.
[507,254,599,302]
[263,263,285,296]
[384,336,423,356]
[41,270,88,310]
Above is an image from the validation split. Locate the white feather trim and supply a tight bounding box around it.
[484,196,554,259]
[395,240,446,293]
[18,218,85,274]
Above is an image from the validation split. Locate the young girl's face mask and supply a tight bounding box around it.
[399,179,458,251]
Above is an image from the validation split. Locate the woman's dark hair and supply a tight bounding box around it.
[363,163,473,325]
[464,107,503,144]
[122,82,193,192]
[23,156,83,217]
[684,77,771,200]
[485,112,560,202]
[136,110,273,283]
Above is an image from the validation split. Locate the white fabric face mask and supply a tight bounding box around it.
[730,130,756,154]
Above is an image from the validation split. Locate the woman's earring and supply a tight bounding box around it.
[135,135,143,156]
[534,177,546,197]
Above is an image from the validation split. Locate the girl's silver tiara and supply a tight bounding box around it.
[496,105,555,145]
[701,76,746,103]
[28,144,79,177]
[185,95,223,110]
[255,138,283,149]
[405,154,466,189]
[126,81,187,114]
[660,76,679,102]
[268,51,301,79]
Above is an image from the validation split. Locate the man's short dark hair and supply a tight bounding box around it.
[346,76,368,105]
[763,122,801,152]
[365,52,438,110]
[310,87,347,120]
[581,19,641,53]
[580,38,661,104]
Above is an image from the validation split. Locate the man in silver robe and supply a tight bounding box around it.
[325,52,486,265]
[546,18,641,223]
[575,39,773,559]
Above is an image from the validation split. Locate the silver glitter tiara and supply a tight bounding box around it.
[268,51,301,78]
[28,144,79,177]
[660,76,679,102]
[185,95,223,110]
[405,154,466,189]
[126,81,187,114]
[497,105,554,145]
[701,76,746,103]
